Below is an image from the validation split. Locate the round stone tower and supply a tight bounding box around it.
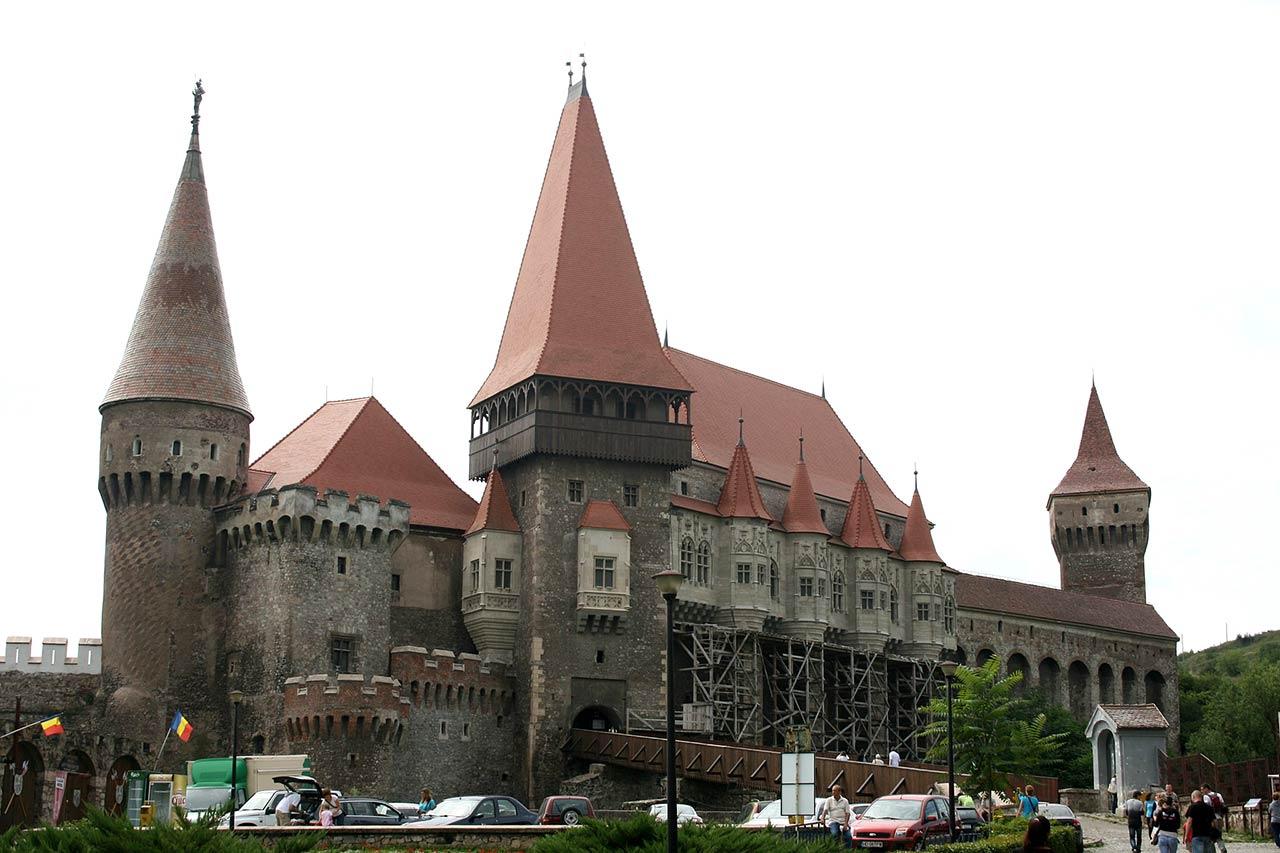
[98,89,252,719]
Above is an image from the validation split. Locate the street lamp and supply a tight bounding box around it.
[229,690,244,832]
[653,568,684,853]
[938,660,959,841]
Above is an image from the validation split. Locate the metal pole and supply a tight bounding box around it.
[229,701,239,832]
[665,591,678,853]
[947,674,957,841]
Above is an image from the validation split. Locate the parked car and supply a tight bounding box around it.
[338,797,405,826]
[391,802,423,820]
[404,795,538,827]
[217,788,289,828]
[538,795,595,825]
[1037,802,1084,853]
[852,803,871,821]
[850,794,953,850]
[648,803,704,825]
[269,776,325,825]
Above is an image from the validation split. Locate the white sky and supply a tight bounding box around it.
[1,2,1275,657]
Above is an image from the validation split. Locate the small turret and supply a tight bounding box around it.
[462,465,523,663]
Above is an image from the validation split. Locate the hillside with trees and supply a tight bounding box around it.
[1178,631,1280,761]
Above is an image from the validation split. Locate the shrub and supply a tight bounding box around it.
[933,825,1078,853]
[0,807,323,852]
[529,812,844,853]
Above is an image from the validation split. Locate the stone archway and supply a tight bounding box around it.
[1068,661,1091,719]
[55,750,95,824]
[1098,663,1116,704]
[1096,729,1116,789]
[104,755,139,817]
[1038,657,1062,704]
[1,741,45,830]
[1121,666,1138,704]
[1007,653,1030,695]
[1144,671,1167,712]
[572,705,623,732]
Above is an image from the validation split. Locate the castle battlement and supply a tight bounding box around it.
[389,646,515,714]
[217,485,409,552]
[282,674,408,744]
[0,637,102,674]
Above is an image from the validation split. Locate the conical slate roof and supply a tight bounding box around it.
[898,487,944,563]
[466,466,521,536]
[470,80,691,405]
[716,422,772,521]
[102,120,251,417]
[841,473,892,551]
[1051,384,1148,499]
[782,442,829,535]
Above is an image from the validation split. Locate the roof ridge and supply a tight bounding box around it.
[534,94,579,382]
[249,398,355,471]
[300,397,375,485]
[664,347,827,402]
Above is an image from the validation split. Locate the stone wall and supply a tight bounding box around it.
[390,530,472,653]
[1,638,101,674]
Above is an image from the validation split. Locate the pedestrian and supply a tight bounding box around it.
[1197,785,1228,853]
[1146,790,1158,835]
[1153,794,1181,853]
[888,748,901,768]
[1125,790,1147,853]
[818,783,852,846]
[418,787,436,814]
[958,790,975,808]
[1166,785,1181,809]
[872,754,885,766]
[1186,789,1218,853]
[836,748,850,761]
[1109,776,1119,813]
[317,788,342,827]
[1023,815,1054,853]
[1268,791,1280,848]
[1016,785,1040,819]
[274,788,302,826]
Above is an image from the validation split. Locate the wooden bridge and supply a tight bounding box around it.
[564,728,1058,802]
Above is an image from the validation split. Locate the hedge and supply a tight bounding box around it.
[932,823,1079,853]
[0,807,324,852]
[529,812,845,853]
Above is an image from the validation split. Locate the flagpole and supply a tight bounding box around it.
[0,715,62,740]
[153,727,173,774]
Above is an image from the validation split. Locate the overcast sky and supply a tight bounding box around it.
[1,2,1275,658]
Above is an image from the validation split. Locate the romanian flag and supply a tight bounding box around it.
[170,711,194,743]
[40,717,64,737]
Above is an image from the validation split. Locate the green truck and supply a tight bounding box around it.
[183,755,310,821]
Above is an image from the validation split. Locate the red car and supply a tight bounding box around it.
[537,795,595,826]
[850,794,953,850]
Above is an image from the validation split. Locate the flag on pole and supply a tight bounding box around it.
[40,717,64,737]
[170,711,194,742]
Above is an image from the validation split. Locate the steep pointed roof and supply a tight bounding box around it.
[782,442,829,535]
[841,473,892,551]
[102,114,251,417]
[251,397,477,531]
[466,467,521,536]
[898,486,944,563]
[716,422,772,521]
[1051,384,1149,500]
[470,81,691,405]
[578,499,631,531]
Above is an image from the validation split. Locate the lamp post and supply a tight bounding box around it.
[653,568,684,853]
[229,690,243,832]
[938,660,959,841]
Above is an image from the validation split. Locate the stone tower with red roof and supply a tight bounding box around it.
[97,92,252,742]
[1048,383,1151,603]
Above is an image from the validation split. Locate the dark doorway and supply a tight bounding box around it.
[1,741,45,830]
[104,755,140,816]
[572,705,623,732]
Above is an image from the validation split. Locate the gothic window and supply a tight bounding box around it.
[756,564,765,585]
[696,541,710,585]
[890,586,899,622]
[593,556,616,590]
[171,440,182,456]
[736,563,751,584]
[817,577,826,598]
[832,572,845,612]
[916,602,931,622]
[679,537,694,579]
[330,637,354,673]
[944,596,955,633]
[770,563,779,600]
[494,559,513,590]
[880,590,887,609]
[567,480,584,503]
[1081,506,1088,516]
[210,443,219,461]
[860,589,875,610]
[623,484,639,507]
[799,577,814,597]
[469,559,480,592]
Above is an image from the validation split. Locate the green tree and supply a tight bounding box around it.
[1187,661,1280,761]
[1020,691,1093,788]
[922,658,1066,799]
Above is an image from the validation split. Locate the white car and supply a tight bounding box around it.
[217,789,287,828]
[648,803,704,825]
[740,797,826,828]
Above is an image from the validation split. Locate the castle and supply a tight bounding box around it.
[0,76,1177,826]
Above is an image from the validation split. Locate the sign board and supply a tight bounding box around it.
[1245,798,1262,809]
[781,752,815,817]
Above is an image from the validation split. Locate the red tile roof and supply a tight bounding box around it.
[671,494,721,516]
[1096,704,1170,729]
[782,448,830,536]
[466,467,521,536]
[103,129,251,417]
[1051,384,1148,500]
[664,348,910,518]
[955,573,1178,639]
[470,82,691,405]
[898,488,944,563]
[716,432,773,521]
[841,474,892,551]
[578,499,631,531]
[251,397,477,531]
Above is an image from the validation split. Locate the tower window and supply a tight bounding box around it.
[1081,506,1088,516]
[593,556,616,590]
[330,637,354,673]
[695,541,710,585]
[916,602,931,622]
[494,558,513,590]
[770,564,779,600]
[595,649,605,664]
[238,443,246,466]
[336,556,347,574]
[799,577,814,597]
[210,443,219,461]
[520,490,526,508]
[391,573,401,592]
[736,563,751,584]
[1113,503,1120,513]
[819,508,827,522]
[623,484,639,507]
[860,589,875,610]
[439,721,448,738]
[567,480,584,503]
[680,480,689,496]
[171,440,182,456]
[104,445,113,463]
[756,564,765,585]
[470,559,480,592]
[131,438,143,456]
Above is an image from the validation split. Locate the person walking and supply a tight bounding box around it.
[1165,785,1181,809]
[1267,791,1280,848]
[888,748,901,768]
[818,783,852,846]
[1153,794,1181,853]
[1109,777,1119,813]
[1017,785,1040,819]
[1186,789,1218,853]
[1125,790,1147,853]
[1146,791,1158,835]
[872,754,886,765]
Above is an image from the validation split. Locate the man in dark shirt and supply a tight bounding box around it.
[1186,790,1218,853]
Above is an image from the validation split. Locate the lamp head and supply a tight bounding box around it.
[652,568,684,598]
[939,660,959,679]
[229,690,245,705]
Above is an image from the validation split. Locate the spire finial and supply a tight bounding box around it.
[191,79,205,133]
[821,377,826,399]
[738,410,745,447]
[663,323,669,348]
[491,446,499,472]
[798,429,805,462]
[566,60,574,88]
[858,454,864,481]
[913,464,919,492]
[580,52,587,81]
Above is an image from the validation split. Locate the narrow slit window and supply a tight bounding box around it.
[172,440,182,456]
[210,443,219,461]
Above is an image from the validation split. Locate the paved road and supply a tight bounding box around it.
[1079,816,1278,853]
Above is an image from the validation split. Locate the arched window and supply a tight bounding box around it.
[943,596,955,633]
[889,586,899,622]
[769,562,779,600]
[832,571,845,612]
[696,541,710,585]
[679,537,694,579]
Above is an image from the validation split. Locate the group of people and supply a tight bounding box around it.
[832,747,901,767]
[1121,783,1280,853]
[272,787,342,826]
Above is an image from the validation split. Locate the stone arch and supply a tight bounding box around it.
[1121,666,1138,703]
[1007,652,1031,694]
[1068,660,1091,718]
[103,755,139,817]
[251,734,266,754]
[1144,670,1167,712]
[1038,657,1062,704]
[572,704,623,732]
[976,648,997,668]
[1098,663,1116,704]
[1,741,44,830]
[58,749,94,775]
[953,647,968,665]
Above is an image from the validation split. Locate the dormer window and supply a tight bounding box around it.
[171,440,182,456]
[131,438,143,456]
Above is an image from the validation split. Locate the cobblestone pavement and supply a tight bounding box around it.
[1079,816,1278,853]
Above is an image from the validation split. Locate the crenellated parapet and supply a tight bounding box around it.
[281,674,408,744]
[215,485,409,555]
[0,637,102,674]
[389,647,515,714]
